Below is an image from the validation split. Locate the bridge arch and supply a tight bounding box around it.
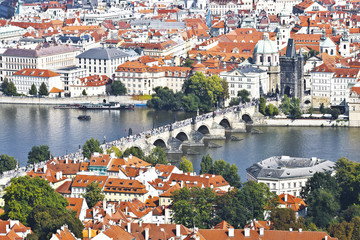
[219,118,231,129]
[153,139,167,148]
[175,132,189,142]
[197,125,210,135]
[242,113,253,123]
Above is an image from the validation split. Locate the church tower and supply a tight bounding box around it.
[280,39,304,101]
[339,29,350,57]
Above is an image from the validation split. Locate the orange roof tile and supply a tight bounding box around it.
[13,68,60,78]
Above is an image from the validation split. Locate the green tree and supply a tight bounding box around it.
[123,146,145,160]
[111,81,127,96]
[82,89,87,96]
[307,188,340,228]
[259,97,266,115]
[146,87,181,111]
[328,221,354,240]
[3,176,68,225]
[0,154,17,173]
[213,159,241,188]
[3,81,17,96]
[237,89,250,103]
[106,146,122,158]
[183,72,225,111]
[172,187,216,228]
[351,216,360,240]
[28,145,51,164]
[27,205,83,240]
[334,157,360,209]
[1,78,9,92]
[179,156,193,173]
[29,83,37,96]
[308,106,314,114]
[38,82,49,96]
[332,108,341,119]
[273,106,279,116]
[280,95,291,115]
[181,93,200,112]
[200,154,213,174]
[220,79,230,104]
[300,172,340,201]
[82,138,103,159]
[145,146,168,166]
[82,182,105,209]
[320,103,325,114]
[229,97,240,106]
[181,58,194,68]
[215,188,251,228]
[343,205,360,222]
[290,97,302,119]
[241,181,277,220]
[270,208,305,230]
[265,104,274,116]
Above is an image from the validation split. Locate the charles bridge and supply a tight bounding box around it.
[103,104,258,154]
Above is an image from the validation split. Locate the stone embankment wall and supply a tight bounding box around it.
[254,118,349,127]
[0,95,146,105]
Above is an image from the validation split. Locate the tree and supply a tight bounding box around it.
[82,138,103,159]
[300,172,340,201]
[27,205,83,240]
[270,208,305,230]
[182,59,194,68]
[29,84,37,96]
[82,89,87,96]
[265,104,274,116]
[181,93,200,112]
[334,157,360,209]
[38,82,49,96]
[320,103,325,114]
[343,205,360,222]
[28,145,51,164]
[332,108,341,119]
[146,87,181,111]
[237,89,250,103]
[1,78,9,92]
[307,188,340,228]
[200,154,213,174]
[213,159,241,188]
[179,156,193,173]
[183,72,225,112]
[229,97,240,106]
[3,176,68,225]
[241,181,277,220]
[328,221,354,240]
[83,182,105,209]
[290,97,302,119]
[145,146,168,166]
[123,146,145,160]
[111,81,127,96]
[171,187,216,229]
[3,81,17,96]
[0,155,17,173]
[280,95,291,115]
[259,97,266,115]
[351,216,360,240]
[106,146,122,158]
[308,106,314,114]
[220,79,230,104]
[215,188,251,228]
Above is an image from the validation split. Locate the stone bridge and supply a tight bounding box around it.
[103,105,257,154]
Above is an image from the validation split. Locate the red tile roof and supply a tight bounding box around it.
[13,69,60,78]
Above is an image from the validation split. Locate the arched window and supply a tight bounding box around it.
[331,49,334,55]
[268,56,271,63]
[260,56,263,63]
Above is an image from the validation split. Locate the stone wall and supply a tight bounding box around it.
[254,118,348,127]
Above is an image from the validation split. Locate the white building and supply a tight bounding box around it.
[2,44,81,80]
[246,156,335,197]
[209,0,252,16]
[12,68,62,95]
[76,47,139,78]
[69,75,109,97]
[220,65,269,100]
[55,66,88,93]
[0,26,26,40]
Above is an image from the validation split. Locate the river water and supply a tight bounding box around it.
[0,105,359,181]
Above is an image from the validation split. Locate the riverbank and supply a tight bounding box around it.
[0,95,147,105]
[254,118,349,127]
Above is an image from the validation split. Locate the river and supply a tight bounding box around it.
[0,105,359,181]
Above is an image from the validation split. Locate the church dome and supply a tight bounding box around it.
[254,33,278,54]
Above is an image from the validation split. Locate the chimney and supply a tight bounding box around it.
[299,228,302,233]
[259,228,264,236]
[289,228,293,232]
[284,194,288,202]
[139,221,142,227]
[43,165,47,173]
[176,224,181,237]
[244,228,250,237]
[5,224,9,233]
[125,207,128,215]
[228,228,234,237]
[157,222,160,226]
[325,236,328,240]
[103,199,107,209]
[127,222,131,233]
[88,228,92,239]
[145,228,150,240]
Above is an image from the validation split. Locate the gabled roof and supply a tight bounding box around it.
[213,220,234,230]
[159,183,181,197]
[66,197,85,218]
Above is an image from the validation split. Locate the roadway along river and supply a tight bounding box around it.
[1,105,359,181]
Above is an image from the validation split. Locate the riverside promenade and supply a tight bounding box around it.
[0,95,146,105]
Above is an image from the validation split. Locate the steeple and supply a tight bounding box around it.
[320,29,326,41]
[285,39,296,58]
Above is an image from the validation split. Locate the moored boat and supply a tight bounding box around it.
[78,115,91,120]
